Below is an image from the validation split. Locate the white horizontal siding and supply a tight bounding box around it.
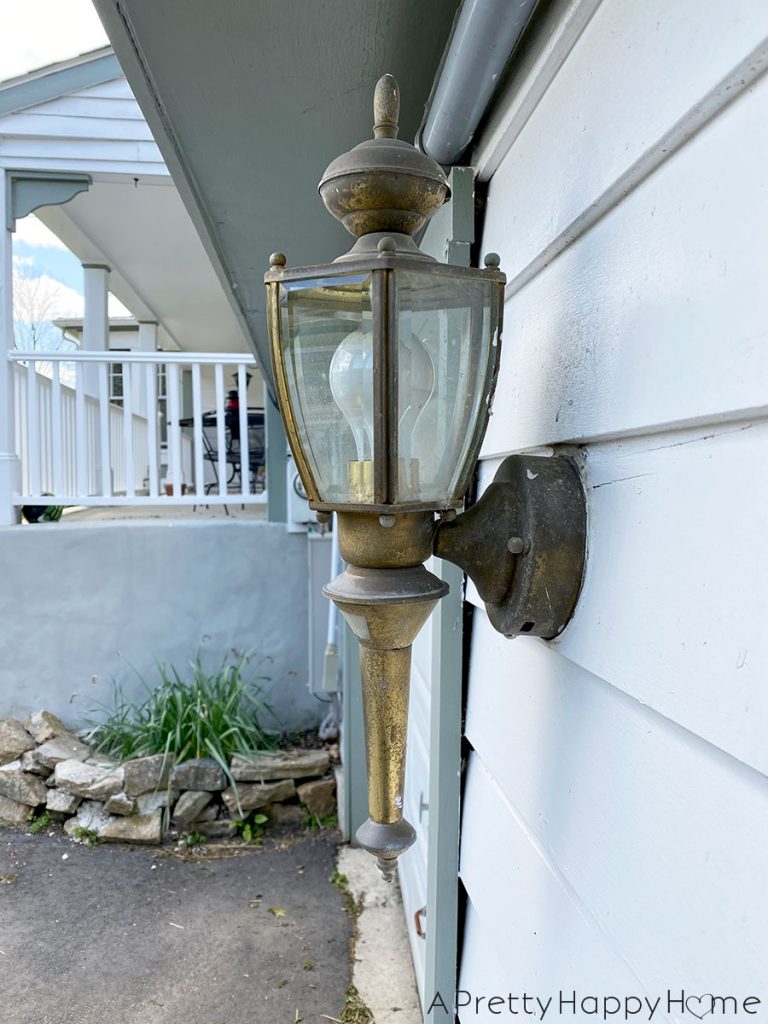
[463,616,768,997]
[481,68,768,458]
[481,0,768,294]
[75,79,136,100]
[4,112,155,142]
[0,76,168,176]
[0,157,168,176]
[459,757,643,1018]
[475,419,768,777]
[460,0,768,1008]
[0,137,163,164]
[34,94,146,121]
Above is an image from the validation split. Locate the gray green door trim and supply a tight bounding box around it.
[420,166,475,1021]
[425,560,464,1018]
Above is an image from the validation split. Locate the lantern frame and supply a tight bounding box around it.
[265,251,506,515]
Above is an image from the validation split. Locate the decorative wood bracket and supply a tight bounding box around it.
[434,455,587,639]
[5,171,91,231]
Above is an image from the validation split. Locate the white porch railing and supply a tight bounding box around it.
[8,351,262,506]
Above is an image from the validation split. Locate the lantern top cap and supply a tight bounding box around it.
[318,74,450,242]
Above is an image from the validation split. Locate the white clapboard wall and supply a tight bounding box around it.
[458,0,768,1017]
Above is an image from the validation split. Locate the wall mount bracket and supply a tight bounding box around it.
[434,454,587,639]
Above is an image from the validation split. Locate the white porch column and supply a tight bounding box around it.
[136,320,157,352]
[133,320,157,417]
[81,260,110,380]
[0,170,21,523]
[82,263,110,494]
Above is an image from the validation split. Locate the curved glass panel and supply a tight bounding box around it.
[393,270,496,504]
[279,274,374,503]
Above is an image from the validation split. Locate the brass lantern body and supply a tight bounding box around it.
[265,75,585,882]
[265,75,506,880]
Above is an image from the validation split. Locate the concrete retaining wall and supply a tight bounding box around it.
[0,520,319,732]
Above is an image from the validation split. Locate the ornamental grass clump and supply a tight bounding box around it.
[88,655,279,773]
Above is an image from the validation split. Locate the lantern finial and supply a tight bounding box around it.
[373,74,399,139]
[318,73,449,244]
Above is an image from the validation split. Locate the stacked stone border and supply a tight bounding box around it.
[0,712,337,845]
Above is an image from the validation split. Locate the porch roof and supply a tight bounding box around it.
[0,50,248,354]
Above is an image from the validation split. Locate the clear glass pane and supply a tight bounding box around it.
[279,274,374,503]
[394,270,495,504]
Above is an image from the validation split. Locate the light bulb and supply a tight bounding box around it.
[329,322,435,476]
[329,326,374,461]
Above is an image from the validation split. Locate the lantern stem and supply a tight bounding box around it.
[324,557,448,880]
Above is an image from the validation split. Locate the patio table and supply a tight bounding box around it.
[178,407,265,494]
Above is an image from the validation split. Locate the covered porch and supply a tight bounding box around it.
[0,49,279,523]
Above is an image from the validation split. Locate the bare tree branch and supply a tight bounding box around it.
[13,266,77,351]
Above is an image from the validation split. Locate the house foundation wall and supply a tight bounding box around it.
[0,519,320,732]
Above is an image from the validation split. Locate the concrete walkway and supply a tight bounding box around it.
[59,502,268,522]
[0,829,351,1024]
[340,847,422,1024]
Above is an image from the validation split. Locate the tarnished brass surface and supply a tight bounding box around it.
[356,819,416,882]
[372,73,399,139]
[323,559,448,879]
[360,645,411,823]
[318,74,449,241]
[434,455,587,639]
[336,510,437,567]
[348,460,374,503]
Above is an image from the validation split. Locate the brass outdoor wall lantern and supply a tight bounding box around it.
[265,75,586,879]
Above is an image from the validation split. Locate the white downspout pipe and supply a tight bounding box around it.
[322,518,342,692]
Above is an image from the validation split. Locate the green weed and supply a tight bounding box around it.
[303,807,338,831]
[27,811,52,834]
[71,825,100,847]
[341,984,374,1023]
[235,812,269,845]
[181,832,207,848]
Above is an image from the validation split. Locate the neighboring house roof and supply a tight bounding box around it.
[0,49,249,354]
[0,47,121,117]
[53,316,140,334]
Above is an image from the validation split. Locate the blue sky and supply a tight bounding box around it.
[12,215,130,347]
[14,237,84,296]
